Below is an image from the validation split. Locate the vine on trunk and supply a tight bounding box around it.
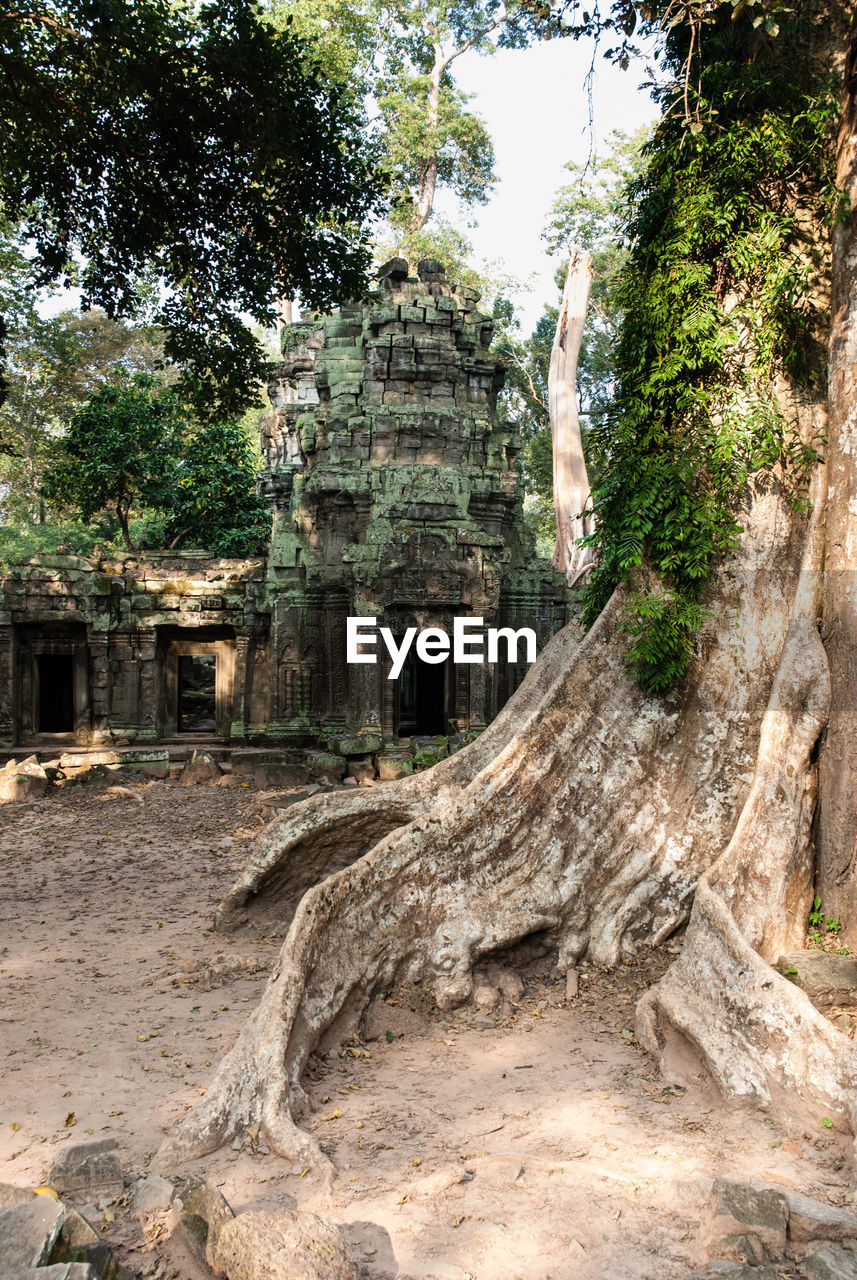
[582,6,840,691]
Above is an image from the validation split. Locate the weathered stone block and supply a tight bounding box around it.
[48,1204,132,1279]
[377,755,413,781]
[0,754,50,803]
[0,1195,65,1272]
[783,1190,857,1244]
[776,952,857,1009]
[48,1139,122,1196]
[806,1248,857,1280]
[306,752,346,782]
[333,732,382,756]
[211,1207,361,1280]
[173,1176,235,1268]
[180,751,223,786]
[345,760,376,784]
[698,1180,788,1265]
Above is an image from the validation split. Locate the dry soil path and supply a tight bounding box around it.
[0,774,851,1280]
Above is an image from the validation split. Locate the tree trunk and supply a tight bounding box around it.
[116,498,134,553]
[640,13,857,1123]
[816,16,857,941]
[551,251,596,584]
[154,6,857,1180]
[215,613,581,936]
[414,58,442,230]
[158,459,814,1169]
[637,462,857,1133]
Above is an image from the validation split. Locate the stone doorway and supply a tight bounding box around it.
[36,653,75,732]
[177,655,217,733]
[398,652,450,737]
[158,629,235,740]
[13,624,91,745]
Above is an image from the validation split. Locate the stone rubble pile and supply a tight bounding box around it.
[0,1139,369,1280]
[680,1177,857,1280]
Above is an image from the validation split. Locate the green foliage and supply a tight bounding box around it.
[497,305,554,444]
[0,0,382,420]
[581,10,837,692]
[0,294,165,525]
[164,421,270,557]
[41,379,268,555]
[807,895,845,949]
[0,517,159,573]
[375,218,479,287]
[380,73,496,225]
[41,379,186,551]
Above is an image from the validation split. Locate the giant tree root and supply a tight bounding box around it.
[639,476,857,1131]
[157,478,816,1169]
[215,607,586,934]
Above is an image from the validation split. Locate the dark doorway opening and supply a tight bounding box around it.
[178,655,217,733]
[398,652,448,736]
[37,654,75,732]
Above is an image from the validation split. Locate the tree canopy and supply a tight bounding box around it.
[40,379,269,555]
[0,0,384,418]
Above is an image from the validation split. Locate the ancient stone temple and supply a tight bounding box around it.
[0,260,570,774]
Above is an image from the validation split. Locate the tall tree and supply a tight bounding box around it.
[378,0,543,252]
[544,126,650,436]
[270,0,542,264]
[549,251,596,583]
[0,0,382,418]
[41,379,269,555]
[155,1,857,1172]
[817,17,857,937]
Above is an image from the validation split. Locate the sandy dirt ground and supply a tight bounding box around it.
[0,772,852,1280]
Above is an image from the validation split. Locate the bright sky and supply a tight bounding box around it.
[437,36,661,330]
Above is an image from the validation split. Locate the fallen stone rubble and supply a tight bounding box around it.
[679,1177,857,1280]
[0,1138,369,1280]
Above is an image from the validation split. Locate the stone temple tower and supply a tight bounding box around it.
[0,259,570,765]
[257,257,571,755]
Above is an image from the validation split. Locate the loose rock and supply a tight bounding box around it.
[345,760,375,786]
[783,1189,857,1245]
[133,1175,174,1216]
[485,965,524,1003]
[179,751,222,786]
[48,1140,122,1196]
[0,1195,64,1272]
[0,755,50,805]
[776,951,857,1010]
[49,1204,132,1280]
[472,983,499,1012]
[172,1177,235,1268]
[211,1207,361,1280]
[806,1246,857,1279]
[698,1179,788,1266]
